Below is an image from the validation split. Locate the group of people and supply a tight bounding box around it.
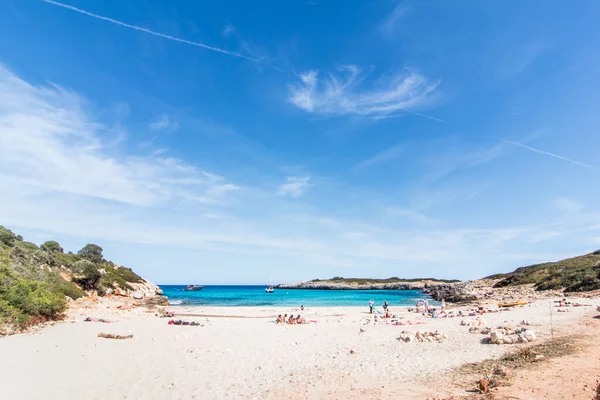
[414,298,446,318]
[368,299,393,318]
[276,313,306,325]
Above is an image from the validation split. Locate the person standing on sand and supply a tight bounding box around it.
[383,300,388,311]
[369,299,374,314]
[424,299,430,313]
[441,299,446,312]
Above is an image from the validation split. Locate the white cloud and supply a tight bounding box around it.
[555,197,583,215]
[0,64,234,208]
[149,114,180,132]
[288,66,440,118]
[355,144,403,169]
[379,2,411,37]
[277,176,311,197]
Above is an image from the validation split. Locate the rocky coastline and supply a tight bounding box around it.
[276,279,453,291]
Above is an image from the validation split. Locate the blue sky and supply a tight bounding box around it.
[1,0,600,284]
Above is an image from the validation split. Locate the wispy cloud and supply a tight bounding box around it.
[0,63,236,207]
[149,114,180,132]
[423,143,505,183]
[288,65,441,120]
[355,144,403,169]
[385,207,429,223]
[379,2,412,37]
[554,197,583,215]
[504,140,598,169]
[277,176,311,197]
[42,0,285,72]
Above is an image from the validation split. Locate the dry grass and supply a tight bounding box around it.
[444,335,588,399]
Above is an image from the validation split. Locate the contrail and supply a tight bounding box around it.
[504,140,597,169]
[41,0,285,72]
[42,0,446,124]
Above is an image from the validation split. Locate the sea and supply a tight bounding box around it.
[159,285,437,307]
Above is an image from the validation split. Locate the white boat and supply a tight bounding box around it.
[265,286,274,293]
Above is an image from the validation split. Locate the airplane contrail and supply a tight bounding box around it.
[504,140,597,170]
[41,0,285,72]
[42,0,448,124]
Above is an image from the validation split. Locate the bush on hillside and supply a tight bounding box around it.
[40,241,63,253]
[0,263,66,326]
[78,244,103,263]
[0,226,17,246]
[72,260,101,290]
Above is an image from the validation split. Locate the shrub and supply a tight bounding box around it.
[16,241,39,252]
[0,226,17,246]
[78,244,103,263]
[0,264,66,323]
[72,260,101,290]
[40,241,63,253]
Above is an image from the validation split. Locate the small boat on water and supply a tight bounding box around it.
[265,285,274,293]
[184,285,204,291]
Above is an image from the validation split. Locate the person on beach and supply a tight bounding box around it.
[441,299,446,312]
[383,300,388,311]
[369,299,374,314]
[288,315,296,324]
[424,299,430,313]
[301,305,305,311]
[276,314,283,324]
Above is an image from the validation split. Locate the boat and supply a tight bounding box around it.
[184,285,204,291]
[265,285,274,293]
[498,301,528,308]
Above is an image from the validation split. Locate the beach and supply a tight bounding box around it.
[1,298,599,399]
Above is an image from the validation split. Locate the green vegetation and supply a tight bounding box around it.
[72,260,101,290]
[40,240,63,253]
[492,251,600,292]
[78,243,103,263]
[311,276,461,284]
[0,225,146,331]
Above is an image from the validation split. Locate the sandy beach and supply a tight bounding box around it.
[1,298,599,400]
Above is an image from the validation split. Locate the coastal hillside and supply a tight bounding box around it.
[277,276,461,290]
[424,250,600,303]
[490,250,600,292]
[0,225,161,333]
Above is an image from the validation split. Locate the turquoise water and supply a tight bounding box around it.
[159,285,436,307]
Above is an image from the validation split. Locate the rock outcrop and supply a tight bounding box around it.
[277,279,454,291]
[423,278,564,303]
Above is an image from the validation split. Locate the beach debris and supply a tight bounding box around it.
[359,328,366,334]
[461,316,487,327]
[468,326,479,333]
[478,378,489,394]
[98,332,133,339]
[480,327,491,335]
[519,319,530,326]
[350,348,357,354]
[414,330,447,343]
[488,327,536,344]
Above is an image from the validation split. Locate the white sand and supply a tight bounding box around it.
[1,298,598,399]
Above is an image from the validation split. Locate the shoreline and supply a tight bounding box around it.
[1,297,598,399]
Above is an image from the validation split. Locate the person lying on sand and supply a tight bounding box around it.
[85,317,114,323]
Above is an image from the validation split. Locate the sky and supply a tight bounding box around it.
[1,0,600,284]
